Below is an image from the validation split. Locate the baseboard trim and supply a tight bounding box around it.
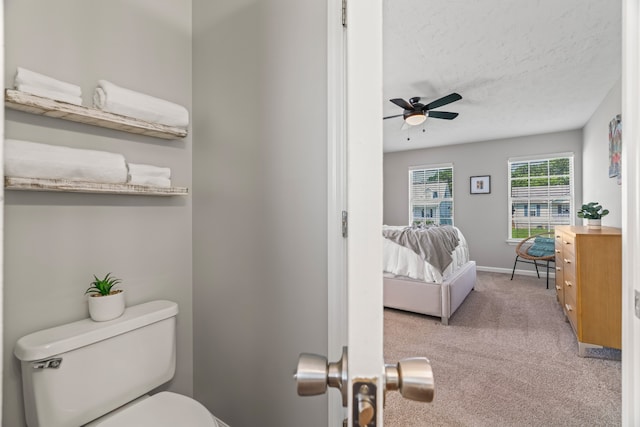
[476,265,556,279]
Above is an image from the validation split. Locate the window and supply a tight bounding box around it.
[409,165,453,226]
[508,154,574,239]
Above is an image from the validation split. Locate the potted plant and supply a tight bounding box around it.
[577,202,609,229]
[85,272,125,321]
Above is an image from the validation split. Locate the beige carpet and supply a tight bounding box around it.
[383,271,621,427]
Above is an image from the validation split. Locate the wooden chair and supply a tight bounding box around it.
[510,231,556,288]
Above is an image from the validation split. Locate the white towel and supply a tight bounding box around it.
[5,139,128,184]
[15,84,83,106]
[128,175,171,188]
[127,163,171,179]
[93,80,189,128]
[14,67,82,97]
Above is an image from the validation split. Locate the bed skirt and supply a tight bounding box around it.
[383,260,476,325]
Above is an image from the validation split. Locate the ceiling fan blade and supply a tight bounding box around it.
[428,111,459,120]
[383,114,404,120]
[390,98,414,110]
[423,93,462,111]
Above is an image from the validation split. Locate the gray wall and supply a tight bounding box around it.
[3,2,193,426]
[582,79,622,227]
[192,1,328,426]
[384,130,583,271]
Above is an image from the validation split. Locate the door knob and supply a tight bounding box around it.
[385,357,435,402]
[294,346,348,406]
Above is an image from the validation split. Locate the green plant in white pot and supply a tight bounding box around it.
[577,202,609,228]
[85,273,125,321]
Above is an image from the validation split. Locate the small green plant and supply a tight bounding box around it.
[85,273,122,296]
[577,202,609,219]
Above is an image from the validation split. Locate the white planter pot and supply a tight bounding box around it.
[585,219,602,229]
[87,290,125,321]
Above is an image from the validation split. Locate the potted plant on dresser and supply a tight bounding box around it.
[577,202,609,229]
[85,273,125,321]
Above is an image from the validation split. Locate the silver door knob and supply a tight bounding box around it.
[294,346,348,406]
[385,357,435,402]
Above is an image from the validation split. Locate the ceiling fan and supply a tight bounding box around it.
[383,92,462,126]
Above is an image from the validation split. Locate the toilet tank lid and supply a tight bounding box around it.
[14,300,178,362]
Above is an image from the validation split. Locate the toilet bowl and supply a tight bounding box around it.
[14,300,228,427]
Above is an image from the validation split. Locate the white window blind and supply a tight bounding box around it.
[508,154,574,239]
[409,165,454,226]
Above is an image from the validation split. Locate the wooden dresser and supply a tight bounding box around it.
[554,225,622,356]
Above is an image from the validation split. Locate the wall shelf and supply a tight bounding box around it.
[4,89,187,140]
[5,177,188,196]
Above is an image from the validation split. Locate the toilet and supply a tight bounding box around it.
[14,300,229,427]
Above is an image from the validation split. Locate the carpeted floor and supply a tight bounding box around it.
[383,271,621,427]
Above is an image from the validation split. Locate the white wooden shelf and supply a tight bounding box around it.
[5,89,187,140]
[5,177,188,196]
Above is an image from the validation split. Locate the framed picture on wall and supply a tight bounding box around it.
[470,175,491,194]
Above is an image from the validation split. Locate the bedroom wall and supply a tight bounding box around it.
[3,2,193,425]
[582,79,622,227]
[192,1,328,426]
[383,129,583,272]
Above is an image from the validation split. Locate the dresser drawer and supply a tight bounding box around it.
[560,234,575,258]
[562,263,577,301]
[564,291,578,333]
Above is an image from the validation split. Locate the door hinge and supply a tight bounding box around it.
[342,0,347,27]
[342,210,348,238]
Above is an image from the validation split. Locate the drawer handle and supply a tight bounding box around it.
[556,267,562,271]
[555,249,561,253]
[556,285,561,291]
[565,280,572,287]
[565,304,573,312]
[564,259,571,264]
[564,240,571,245]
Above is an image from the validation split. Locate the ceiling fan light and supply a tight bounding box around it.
[405,111,426,126]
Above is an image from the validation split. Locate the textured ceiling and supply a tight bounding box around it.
[383,0,622,152]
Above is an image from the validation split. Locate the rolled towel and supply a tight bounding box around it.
[127,163,171,179]
[14,84,83,106]
[128,175,171,188]
[14,67,82,97]
[5,139,128,184]
[93,80,189,128]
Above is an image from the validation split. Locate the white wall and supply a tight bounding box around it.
[384,130,583,271]
[192,1,329,425]
[582,79,623,227]
[3,2,193,425]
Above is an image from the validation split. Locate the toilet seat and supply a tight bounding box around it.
[87,391,219,427]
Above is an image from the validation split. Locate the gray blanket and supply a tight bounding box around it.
[383,226,460,274]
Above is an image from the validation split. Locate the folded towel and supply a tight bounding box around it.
[5,139,128,184]
[15,84,83,106]
[127,163,171,179]
[127,174,171,188]
[93,80,189,128]
[14,67,82,97]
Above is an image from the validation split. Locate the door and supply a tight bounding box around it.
[296,1,434,426]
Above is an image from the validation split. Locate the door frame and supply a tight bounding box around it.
[621,0,640,423]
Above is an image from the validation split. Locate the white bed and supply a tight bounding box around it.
[383,225,476,325]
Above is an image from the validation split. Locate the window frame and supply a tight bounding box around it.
[507,153,575,242]
[408,163,454,227]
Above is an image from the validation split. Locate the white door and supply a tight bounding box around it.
[296,1,434,426]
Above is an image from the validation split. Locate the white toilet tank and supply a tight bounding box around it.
[14,300,179,427]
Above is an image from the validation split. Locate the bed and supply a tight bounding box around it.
[383,225,476,325]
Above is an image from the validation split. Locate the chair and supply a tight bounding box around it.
[510,232,556,288]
